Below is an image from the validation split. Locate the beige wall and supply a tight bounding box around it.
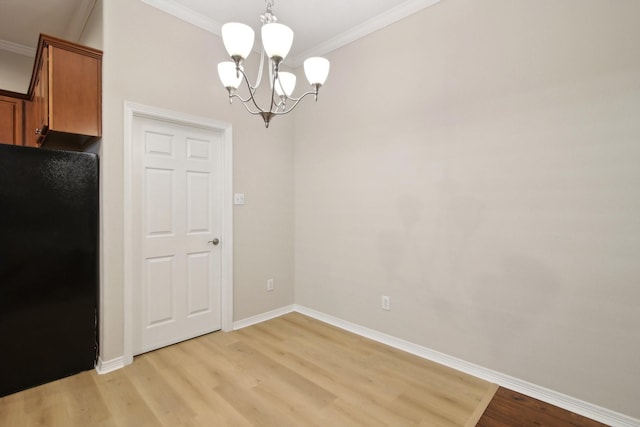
[0,50,34,93]
[294,0,640,419]
[100,0,295,360]
[78,0,103,49]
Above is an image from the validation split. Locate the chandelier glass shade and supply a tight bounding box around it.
[217,1,330,128]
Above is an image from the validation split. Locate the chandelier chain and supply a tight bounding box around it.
[261,0,278,24]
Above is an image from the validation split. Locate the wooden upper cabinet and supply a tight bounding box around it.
[25,34,102,148]
[0,95,24,146]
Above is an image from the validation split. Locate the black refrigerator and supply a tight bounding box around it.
[0,144,99,397]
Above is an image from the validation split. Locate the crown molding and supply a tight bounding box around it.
[140,0,221,35]
[140,0,441,67]
[0,39,36,57]
[0,0,96,57]
[66,0,99,42]
[290,0,442,66]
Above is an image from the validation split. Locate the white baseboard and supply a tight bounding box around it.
[95,356,126,375]
[233,304,295,330]
[294,305,640,427]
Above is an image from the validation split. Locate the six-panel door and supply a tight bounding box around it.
[132,115,223,355]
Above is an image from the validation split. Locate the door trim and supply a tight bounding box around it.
[122,101,233,366]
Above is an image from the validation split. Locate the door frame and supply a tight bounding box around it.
[122,101,233,366]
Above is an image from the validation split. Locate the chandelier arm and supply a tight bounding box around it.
[275,78,286,101]
[229,94,266,116]
[279,93,303,103]
[229,92,257,106]
[273,98,287,111]
[278,83,321,103]
[237,66,268,114]
[236,66,259,95]
[253,48,265,89]
[269,65,278,113]
[271,89,320,115]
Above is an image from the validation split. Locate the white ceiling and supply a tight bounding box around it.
[0,0,440,65]
[0,0,97,56]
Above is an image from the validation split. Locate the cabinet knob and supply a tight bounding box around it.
[35,128,41,134]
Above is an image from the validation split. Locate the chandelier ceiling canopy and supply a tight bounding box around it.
[217,0,330,128]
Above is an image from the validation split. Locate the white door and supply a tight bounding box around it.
[132,115,223,355]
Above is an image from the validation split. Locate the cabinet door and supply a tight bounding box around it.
[38,46,49,136]
[49,45,101,137]
[15,35,103,149]
[31,45,49,142]
[23,49,47,147]
[24,96,39,147]
[0,95,24,146]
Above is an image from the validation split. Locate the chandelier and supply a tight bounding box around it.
[217,0,330,128]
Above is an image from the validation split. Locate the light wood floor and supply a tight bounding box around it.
[0,313,497,426]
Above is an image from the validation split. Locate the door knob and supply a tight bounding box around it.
[208,238,220,246]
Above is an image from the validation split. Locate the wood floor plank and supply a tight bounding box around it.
[260,313,487,426]
[22,384,67,427]
[0,392,24,426]
[213,380,300,427]
[59,372,113,426]
[477,387,610,427]
[93,367,163,427]
[1,313,499,426]
[125,354,199,426]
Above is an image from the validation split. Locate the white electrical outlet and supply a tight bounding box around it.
[382,295,390,311]
[267,278,274,291]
